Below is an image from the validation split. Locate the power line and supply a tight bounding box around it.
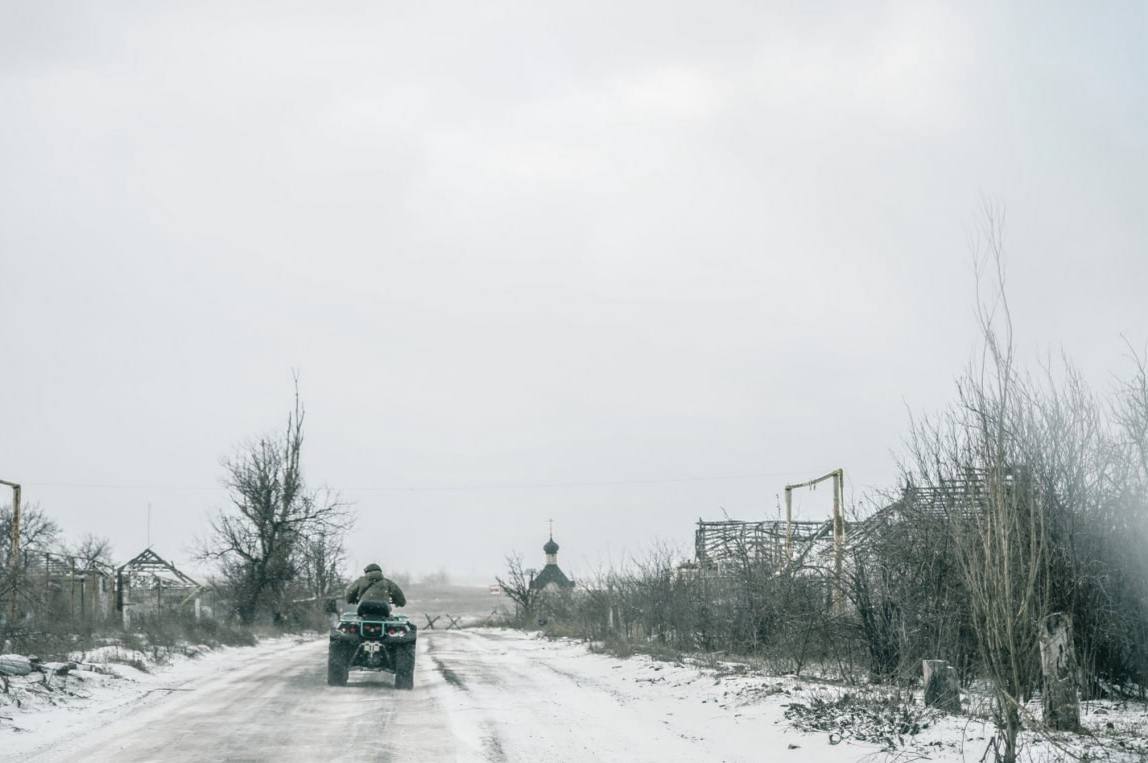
[23,470,810,493]
[21,482,225,491]
[346,472,800,492]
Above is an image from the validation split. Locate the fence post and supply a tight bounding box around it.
[1040,612,1080,731]
[1,480,19,621]
[922,659,961,712]
[119,569,131,629]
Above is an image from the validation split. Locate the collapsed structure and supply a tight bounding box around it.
[116,547,205,626]
[1,546,205,626]
[694,469,846,584]
[692,467,1003,585]
[0,551,116,624]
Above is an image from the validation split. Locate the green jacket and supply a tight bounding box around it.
[345,570,406,608]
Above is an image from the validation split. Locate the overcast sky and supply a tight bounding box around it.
[1,2,1145,582]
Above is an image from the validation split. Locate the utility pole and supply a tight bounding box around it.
[1,479,22,621]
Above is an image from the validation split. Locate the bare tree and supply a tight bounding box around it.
[0,501,61,568]
[496,553,539,620]
[199,383,352,624]
[71,533,114,570]
[298,513,349,601]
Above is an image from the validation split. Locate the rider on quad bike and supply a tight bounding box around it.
[329,563,416,689]
[345,563,407,617]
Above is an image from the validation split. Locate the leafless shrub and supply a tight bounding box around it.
[902,210,1050,761]
[847,500,975,684]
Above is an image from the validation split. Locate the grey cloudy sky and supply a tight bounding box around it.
[1,2,1145,582]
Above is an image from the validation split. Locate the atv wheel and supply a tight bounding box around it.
[394,643,415,690]
[327,647,349,687]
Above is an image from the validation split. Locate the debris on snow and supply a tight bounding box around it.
[783,689,938,750]
[0,654,36,676]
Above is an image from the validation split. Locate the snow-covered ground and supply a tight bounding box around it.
[3,629,1146,761]
[1,636,309,755]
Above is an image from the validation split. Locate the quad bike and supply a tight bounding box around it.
[328,607,417,689]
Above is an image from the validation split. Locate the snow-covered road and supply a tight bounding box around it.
[8,629,885,762]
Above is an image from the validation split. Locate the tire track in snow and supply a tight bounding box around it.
[423,633,507,762]
[431,655,468,691]
[424,632,468,691]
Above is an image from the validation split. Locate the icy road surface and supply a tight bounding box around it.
[13,629,877,762]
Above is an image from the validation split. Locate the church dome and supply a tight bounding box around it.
[543,536,559,555]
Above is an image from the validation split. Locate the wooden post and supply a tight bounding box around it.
[784,486,793,559]
[922,659,961,712]
[1040,612,1080,731]
[10,484,19,567]
[119,569,131,628]
[1,480,21,621]
[832,469,845,612]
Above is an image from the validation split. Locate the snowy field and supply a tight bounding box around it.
[3,629,1146,761]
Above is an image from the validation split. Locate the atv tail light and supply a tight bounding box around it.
[387,629,400,636]
[338,623,359,634]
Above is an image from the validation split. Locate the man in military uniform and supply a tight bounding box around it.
[345,563,406,617]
